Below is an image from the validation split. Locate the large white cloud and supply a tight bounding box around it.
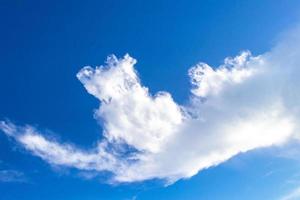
[1,28,300,184]
[77,55,183,153]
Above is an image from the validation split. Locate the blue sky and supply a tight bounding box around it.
[1,0,300,199]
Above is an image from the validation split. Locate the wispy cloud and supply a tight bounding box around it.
[0,170,27,183]
[279,186,300,200]
[2,27,300,184]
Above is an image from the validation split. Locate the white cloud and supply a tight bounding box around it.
[1,27,300,184]
[77,54,183,153]
[189,51,257,97]
[0,121,119,172]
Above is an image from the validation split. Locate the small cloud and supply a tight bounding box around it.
[262,170,275,178]
[77,171,100,180]
[0,170,27,183]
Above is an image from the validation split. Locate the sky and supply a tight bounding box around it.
[1,0,300,199]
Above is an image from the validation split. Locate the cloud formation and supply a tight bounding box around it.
[1,28,300,184]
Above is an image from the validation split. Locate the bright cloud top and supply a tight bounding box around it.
[1,29,300,184]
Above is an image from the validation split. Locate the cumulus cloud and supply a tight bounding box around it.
[77,55,183,153]
[189,50,256,97]
[1,27,300,184]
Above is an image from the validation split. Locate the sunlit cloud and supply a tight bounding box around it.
[2,27,300,184]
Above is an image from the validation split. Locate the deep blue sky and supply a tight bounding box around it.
[1,1,300,199]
